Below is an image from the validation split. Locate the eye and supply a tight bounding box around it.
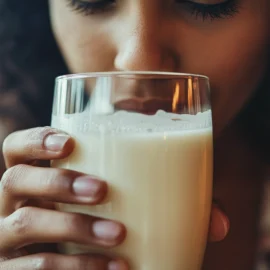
[67,0,116,15]
[177,0,239,20]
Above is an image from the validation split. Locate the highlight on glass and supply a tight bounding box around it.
[51,72,213,270]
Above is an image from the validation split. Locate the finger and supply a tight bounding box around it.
[2,127,75,168]
[0,253,129,270]
[0,207,126,253]
[0,165,107,215]
[208,204,230,242]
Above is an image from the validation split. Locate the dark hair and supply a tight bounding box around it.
[0,0,269,157]
[238,71,270,160]
[0,0,67,129]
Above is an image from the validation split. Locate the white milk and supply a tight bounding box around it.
[51,110,213,270]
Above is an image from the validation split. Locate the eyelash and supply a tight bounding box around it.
[180,0,239,20]
[67,0,239,20]
[67,0,116,15]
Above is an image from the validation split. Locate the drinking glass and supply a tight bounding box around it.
[51,72,213,270]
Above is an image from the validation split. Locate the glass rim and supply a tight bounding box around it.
[56,71,209,81]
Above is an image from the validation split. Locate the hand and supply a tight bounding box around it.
[0,127,128,270]
[0,127,229,269]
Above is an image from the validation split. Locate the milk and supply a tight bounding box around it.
[51,110,213,270]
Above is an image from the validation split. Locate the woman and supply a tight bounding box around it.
[0,0,269,269]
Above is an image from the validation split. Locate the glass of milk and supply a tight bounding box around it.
[51,72,213,270]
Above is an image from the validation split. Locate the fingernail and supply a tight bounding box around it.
[72,176,103,197]
[210,207,230,241]
[215,207,230,237]
[108,260,128,270]
[221,213,230,236]
[44,134,70,151]
[92,220,123,241]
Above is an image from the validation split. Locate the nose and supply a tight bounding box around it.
[114,10,177,72]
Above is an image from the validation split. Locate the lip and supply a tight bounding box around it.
[114,99,175,115]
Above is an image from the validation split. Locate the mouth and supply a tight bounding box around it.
[114,98,177,115]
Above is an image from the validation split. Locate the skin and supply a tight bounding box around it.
[49,0,270,269]
[49,0,269,134]
[49,1,270,268]
[0,0,269,269]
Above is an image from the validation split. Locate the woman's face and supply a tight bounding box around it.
[49,0,270,134]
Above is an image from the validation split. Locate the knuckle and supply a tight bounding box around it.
[8,207,33,235]
[0,165,26,194]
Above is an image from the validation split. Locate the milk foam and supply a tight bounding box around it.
[52,110,212,134]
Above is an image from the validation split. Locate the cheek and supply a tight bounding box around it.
[49,1,115,73]
[178,22,269,134]
[49,0,269,135]
[62,33,115,73]
[206,32,267,134]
